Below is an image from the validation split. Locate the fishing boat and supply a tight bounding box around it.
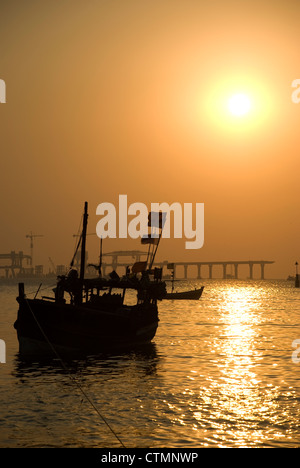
[164,286,204,300]
[163,263,204,300]
[14,202,166,357]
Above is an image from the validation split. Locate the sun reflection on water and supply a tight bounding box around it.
[206,286,273,445]
[182,284,294,447]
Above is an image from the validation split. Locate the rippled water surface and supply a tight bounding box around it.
[1,279,300,448]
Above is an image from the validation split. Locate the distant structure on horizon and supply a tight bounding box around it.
[95,251,274,280]
[0,249,274,281]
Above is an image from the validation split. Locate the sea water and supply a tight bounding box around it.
[0,279,300,448]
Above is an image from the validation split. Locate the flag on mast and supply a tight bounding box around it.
[148,212,167,229]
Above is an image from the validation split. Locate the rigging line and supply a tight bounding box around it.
[70,233,82,269]
[24,297,126,448]
[25,284,57,296]
[74,213,83,247]
[70,213,84,268]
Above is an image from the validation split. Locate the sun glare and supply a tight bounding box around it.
[228,93,251,117]
[192,73,275,140]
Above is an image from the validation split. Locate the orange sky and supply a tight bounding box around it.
[0,0,300,278]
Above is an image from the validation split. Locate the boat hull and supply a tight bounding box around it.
[14,298,159,357]
[164,286,204,300]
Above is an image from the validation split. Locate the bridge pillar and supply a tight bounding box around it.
[249,263,254,279]
[234,263,239,279]
[112,255,118,270]
[222,263,227,279]
[197,264,201,279]
[11,251,16,266]
[184,265,188,279]
[260,263,265,279]
[208,264,213,279]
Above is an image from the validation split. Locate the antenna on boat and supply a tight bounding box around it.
[148,212,166,270]
[141,212,167,271]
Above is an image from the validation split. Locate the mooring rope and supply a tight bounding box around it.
[23,297,126,448]
[25,283,57,297]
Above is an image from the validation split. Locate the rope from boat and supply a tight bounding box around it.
[70,213,84,269]
[23,297,126,448]
[25,283,57,297]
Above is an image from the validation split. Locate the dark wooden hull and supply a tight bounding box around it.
[14,298,159,357]
[164,286,204,300]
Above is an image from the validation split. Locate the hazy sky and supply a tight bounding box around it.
[1,0,300,278]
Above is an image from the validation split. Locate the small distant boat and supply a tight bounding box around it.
[163,263,204,300]
[287,275,295,281]
[164,286,204,300]
[295,262,299,288]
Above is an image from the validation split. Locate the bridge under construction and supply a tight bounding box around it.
[0,251,32,278]
[0,249,275,280]
[100,251,274,280]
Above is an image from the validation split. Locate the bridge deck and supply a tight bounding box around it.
[98,259,274,280]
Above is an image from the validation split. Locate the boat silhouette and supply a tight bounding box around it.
[163,263,204,300]
[164,286,204,300]
[14,202,166,357]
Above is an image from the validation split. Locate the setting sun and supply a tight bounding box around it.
[228,93,251,116]
[197,72,277,141]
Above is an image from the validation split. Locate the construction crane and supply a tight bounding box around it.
[25,232,44,266]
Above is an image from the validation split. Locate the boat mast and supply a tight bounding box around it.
[99,237,103,277]
[80,202,88,282]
